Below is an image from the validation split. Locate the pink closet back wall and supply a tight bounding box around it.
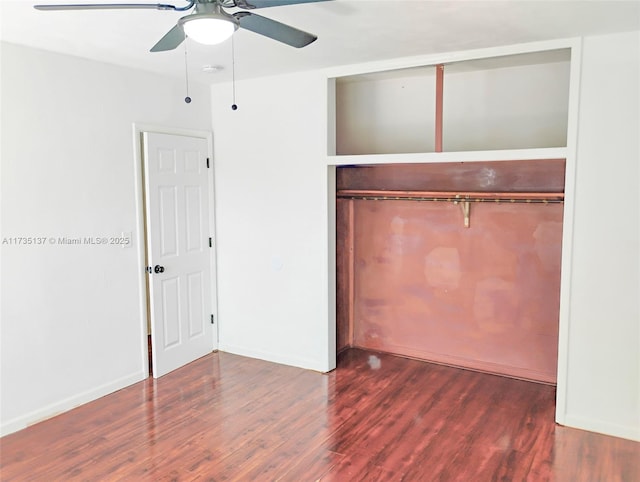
[336,161,565,384]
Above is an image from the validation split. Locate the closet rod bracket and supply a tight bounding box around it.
[454,197,471,228]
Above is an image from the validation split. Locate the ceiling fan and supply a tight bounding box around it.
[33,0,330,52]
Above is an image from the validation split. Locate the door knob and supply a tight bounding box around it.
[154,265,165,273]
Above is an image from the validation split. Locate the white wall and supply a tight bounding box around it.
[443,60,570,151]
[0,42,212,435]
[211,32,639,441]
[210,72,333,372]
[561,31,639,441]
[336,70,437,154]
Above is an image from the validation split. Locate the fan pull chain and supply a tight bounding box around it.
[184,39,191,104]
[231,35,237,110]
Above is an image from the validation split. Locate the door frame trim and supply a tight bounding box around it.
[132,123,216,377]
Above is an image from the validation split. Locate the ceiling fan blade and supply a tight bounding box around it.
[150,23,186,52]
[234,0,332,9]
[234,11,317,48]
[34,3,178,10]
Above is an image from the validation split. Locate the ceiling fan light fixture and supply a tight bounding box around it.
[180,15,237,45]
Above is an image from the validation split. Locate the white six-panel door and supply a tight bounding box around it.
[143,132,216,378]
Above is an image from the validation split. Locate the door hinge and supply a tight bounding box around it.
[209,237,212,248]
[211,314,215,324]
[206,157,210,169]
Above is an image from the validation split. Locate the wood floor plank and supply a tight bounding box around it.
[1,348,638,481]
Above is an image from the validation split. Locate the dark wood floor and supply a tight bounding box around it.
[1,349,638,481]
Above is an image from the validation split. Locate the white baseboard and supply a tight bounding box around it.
[562,413,640,442]
[0,371,145,437]
[218,342,329,373]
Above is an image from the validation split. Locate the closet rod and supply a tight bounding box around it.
[337,189,564,204]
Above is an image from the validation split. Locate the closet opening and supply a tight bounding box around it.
[336,160,565,384]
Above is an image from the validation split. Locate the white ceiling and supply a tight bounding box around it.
[1,0,639,85]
